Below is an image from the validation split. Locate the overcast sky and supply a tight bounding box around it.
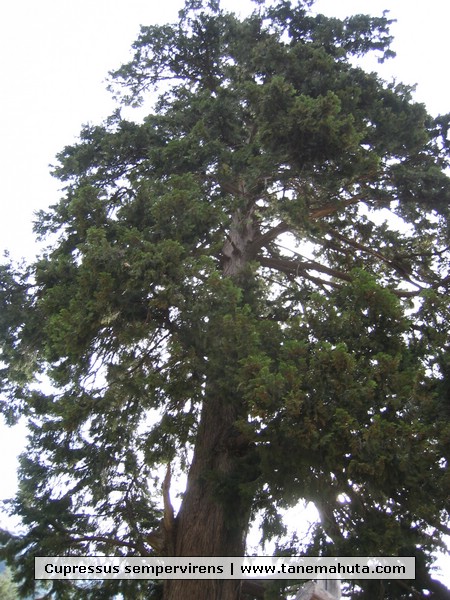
[1,0,449,581]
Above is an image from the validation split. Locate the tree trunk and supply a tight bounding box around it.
[163,207,260,600]
[163,393,253,600]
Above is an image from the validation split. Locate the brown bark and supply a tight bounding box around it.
[163,212,260,600]
[163,392,254,600]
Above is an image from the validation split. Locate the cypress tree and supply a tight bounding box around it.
[1,1,450,598]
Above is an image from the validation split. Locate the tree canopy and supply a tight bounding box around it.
[1,0,450,598]
[0,565,20,600]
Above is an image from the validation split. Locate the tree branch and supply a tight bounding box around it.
[251,221,291,250]
[259,253,423,298]
[67,533,146,552]
[328,230,424,289]
[309,194,368,220]
[259,255,352,283]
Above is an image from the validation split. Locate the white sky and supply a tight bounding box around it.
[0,0,449,585]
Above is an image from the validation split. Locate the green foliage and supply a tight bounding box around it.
[1,1,450,598]
[0,566,19,600]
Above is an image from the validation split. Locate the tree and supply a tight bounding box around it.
[0,565,19,600]
[1,0,450,598]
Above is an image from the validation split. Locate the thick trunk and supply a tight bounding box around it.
[222,205,259,278]
[165,576,242,600]
[163,206,260,600]
[163,394,254,600]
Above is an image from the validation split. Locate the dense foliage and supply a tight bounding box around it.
[0,565,20,600]
[1,0,450,598]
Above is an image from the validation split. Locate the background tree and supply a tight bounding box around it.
[1,0,450,598]
[0,564,20,600]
